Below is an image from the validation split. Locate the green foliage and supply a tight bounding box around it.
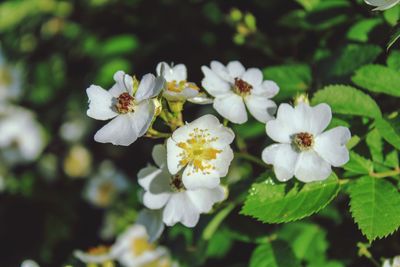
[249,240,301,267]
[388,24,400,50]
[366,129,384,163]
[344,152,373,176]
[347,19,382,42]
[241,174,340,224]
[311,85,382,119]
[375,118,400,150]
[352,64,400,97]
[387,50,400,70]
[384,6,400,26]
[102,35,139,56]
[263,64,311,100]
[348,176,400,242]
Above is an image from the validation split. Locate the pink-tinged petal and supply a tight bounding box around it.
[314,126,351,167]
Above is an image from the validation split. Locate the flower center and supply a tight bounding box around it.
[116,92,135,114]
[170,174,186,192]
[166,80,199,93]
[177,128,221,174]
[131,237,155,256]
[293,132,314,151]
[0,67,12,86]
[234,78,252,95]
[96,181,116,206]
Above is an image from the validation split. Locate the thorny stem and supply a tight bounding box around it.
[234,152,269,168]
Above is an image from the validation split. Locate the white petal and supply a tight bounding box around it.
[314,126,351,167]
[156,62,172,81]
[382,260,391,267]
[209,126,235,148]
[262,144,298,182]
[266,119,294,143]
[162,193,200,227]
[143,191,171,210]
[213,146,234,177]
[188,93,214,104]
[135,74,164,102]
[187,186,225,213]
[137,166,162,190]
[172,64,187,81]
[252,80,279,98]
[294,151,332,182]
[227,61,245,78]
[365,0,400,10]
[152,144,168,168]
[210,61,232,82]
[109,83,125,98]
[163,87,198,101]
[21,260,40,267]
[94,114,139,146]
[86,85,118,120]
[113,70,133,94]
[136,209,165,243]
[182,164,221,190]
[213,94,247,124]
[241,68,263,86]
[245,95,277,123]
[201,66,231,97]
[309,103,332,135]
[131,100,154,137]
[166,138,185,174]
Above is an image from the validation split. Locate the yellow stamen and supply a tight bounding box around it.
[167,80,199,93]
[131,237,155,256]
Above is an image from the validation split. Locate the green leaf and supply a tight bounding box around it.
[375,118,400,150]
[202,203,235,240]
[384,5,400,26]
[385,151,399,168]
[278,222,328,263]
[347,19,382,42]
[233,121,266,140]
[387,50,400,71]
[343,151,373,175]
[366,129,384,163]
[241,174,340,224]
[348,176,400,241]
[388,24,400,50]
[206,228,233,259]
[249,240,301,267]
[311,85,382,119]
[295,0,320,11]
[101,35,139,56]
[263,64,311,100]
[352,64,400,97]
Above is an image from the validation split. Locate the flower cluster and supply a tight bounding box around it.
[85,60,352,264]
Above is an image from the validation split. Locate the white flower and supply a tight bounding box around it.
[0,105,45,164]
[20,260,40,267]
[364,0,400,11]
[383,256,400,267]
[86,70,165,146]
[166,114,234,189]
[74,246,114,264]
[0,51,22,104]
[136,209,165,243]
[84,161,129,207]
[201,60,279,124]
[138,144,226,227]
[262,103,351,183]
[110,224,169,267]
[156,62,212,104]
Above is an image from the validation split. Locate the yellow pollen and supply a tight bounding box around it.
[87,245,109,255]
[167,80,199,93]
[0,67,12,86]
[131,237,155,256]
[177,128,221,174]
[96,181,116,207]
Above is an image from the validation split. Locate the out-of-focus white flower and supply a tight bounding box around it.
[383,256,400,267]
[0,105,45,164]
[136,209,165,242]
[59,116,88,143]
[138,145,226,227]
[20,260,40,267]
[364,0,400,11]
[262,103,351,183]
[201,60,279,124]
[74,245,114,264]
[84,161,129,208]
[0,51,22,104]
[63,145,92,178]
[86,70,165,146]
[156,62,212,104]
[166,114,234,189]
[110,224,170,267]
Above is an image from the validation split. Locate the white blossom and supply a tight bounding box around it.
[166,114,234,189]
[20,260,40,267]
[262,103,351,183]
[84,161,129,208]
[201,60,279,124]
[0,105,45,164]
[156,62,212,104]
[86,70,165,146]
[383,256,400,267]
[110,224,171,267]
[364,0,400,10]
[0,51,22,104]
[136,209,165,243]
[138,144,226,228]
[74,246,114,264]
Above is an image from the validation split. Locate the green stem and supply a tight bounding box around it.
[145,128,171,139]
[234,152,269,168]
[370,167,400,179]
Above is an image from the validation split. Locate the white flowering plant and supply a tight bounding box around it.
[1,1,400,267]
